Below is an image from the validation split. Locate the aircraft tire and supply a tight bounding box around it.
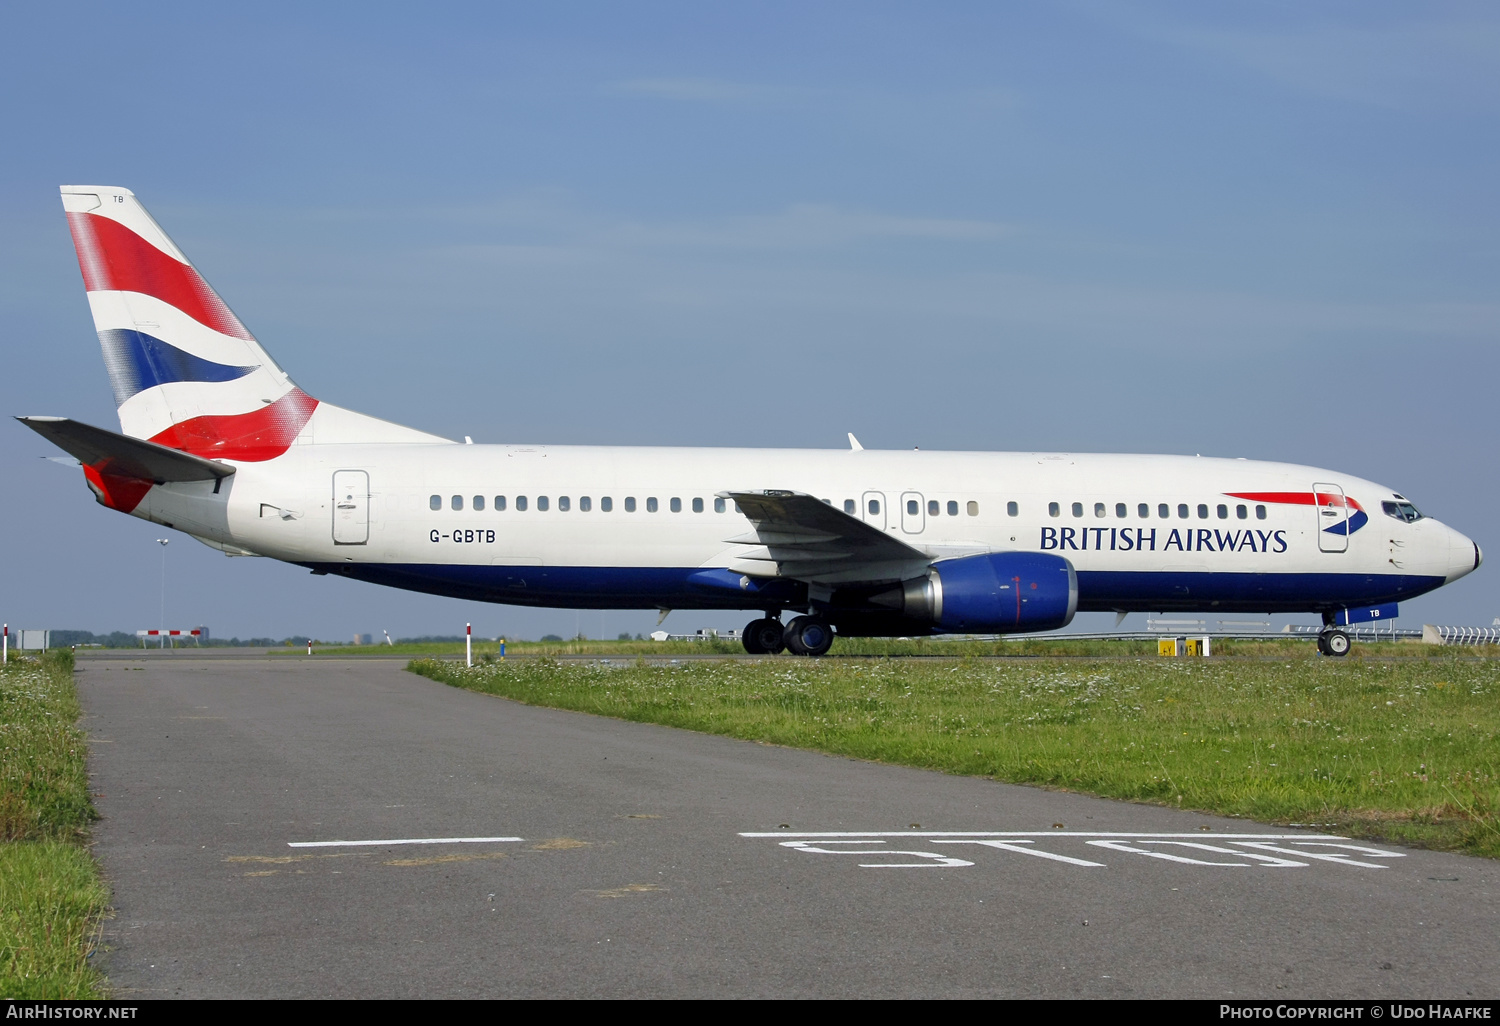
[1321,629,1351,657]
[743,618,785,655]
[783,616,834,657]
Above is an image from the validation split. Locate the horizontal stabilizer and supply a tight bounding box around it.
[17,416,235,482]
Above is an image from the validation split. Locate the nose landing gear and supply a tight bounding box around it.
[1317,629,1351,657]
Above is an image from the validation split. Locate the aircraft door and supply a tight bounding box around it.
[862,491,887,531]
[333,470,369,545]
[901,491,925,534]
[1314,482,1348,553]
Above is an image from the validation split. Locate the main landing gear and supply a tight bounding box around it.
[1317,629,1351,657]
[741,617,785,654]
[741,614,834,657]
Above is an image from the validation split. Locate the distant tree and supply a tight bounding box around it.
[540,634,564,642]
[618,632,634,640]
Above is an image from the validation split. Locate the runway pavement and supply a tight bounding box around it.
[74,652,1499,999]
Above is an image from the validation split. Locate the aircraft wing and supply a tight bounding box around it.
[17,416,235,482]
[721,489,931,586]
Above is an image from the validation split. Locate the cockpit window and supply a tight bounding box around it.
[1382,500,1425,523]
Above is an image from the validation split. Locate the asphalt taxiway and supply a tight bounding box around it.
[75,653,1499,998]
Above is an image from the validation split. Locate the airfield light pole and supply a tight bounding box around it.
[157,539,169,649]
[466,623,472,667]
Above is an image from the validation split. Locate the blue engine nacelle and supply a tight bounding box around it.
[877,552,1077,634]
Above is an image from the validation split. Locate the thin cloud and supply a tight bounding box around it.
[1082,3,1500,108]
[609,204,1016,250]
[610,77,791,103]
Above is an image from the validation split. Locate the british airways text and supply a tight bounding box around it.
[1040,527,1288,553]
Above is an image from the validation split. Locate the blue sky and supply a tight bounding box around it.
[2,2,1497,640]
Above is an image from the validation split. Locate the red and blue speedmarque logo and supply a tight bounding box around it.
[1226,491,1368,536]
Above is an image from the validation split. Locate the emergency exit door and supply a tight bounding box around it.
[900,492,926,534]
[332,470,369,545]
[1314,482,1348,553]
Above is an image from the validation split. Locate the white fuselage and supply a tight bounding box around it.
[122,442,1478,620]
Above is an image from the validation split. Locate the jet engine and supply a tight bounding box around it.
[869,552,1077,634]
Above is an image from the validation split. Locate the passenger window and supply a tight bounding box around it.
[601,497,612,512]
[537,496,549,512]
[928,500,939,516]
[948,500,959,516]
[868,499,880,515]
[1138,503,1149,518]
[669,497,681,513]
[430,494,441,511]
[1049,502,1060,517]
[451,495,463,511]
[1094,502,1106,518]
[844,499,856,514]
[715,497,726,513]
[1197,504,1208,519]
[473,495,485,511]
[1007,501,1018,517]
[967,501,978,517]
[647,497,659,513]
[908,499,919,515]
[559,496,570,512]
[1159,504,1170,518]
[1216,504,1228,519]
[1177,504,1189,519]
[495,495,506,511]
[692,498,704,513]
[1071,502,1083,518]
[1256,504,1267,519]
[625,497,636,512]
[516,496,528,511]
[580,496,591,512]
[1236,504,1247,520]
[1115,503,1127,518]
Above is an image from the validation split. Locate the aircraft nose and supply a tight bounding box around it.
[1447,527,1482,583]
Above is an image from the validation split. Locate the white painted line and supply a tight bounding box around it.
[288,836,523,848]
[739,831,1346,840]
[930,839,1107,867]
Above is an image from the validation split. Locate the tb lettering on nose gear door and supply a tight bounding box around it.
[332,470,369,545]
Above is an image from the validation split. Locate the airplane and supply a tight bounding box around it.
[19,186,1482,658]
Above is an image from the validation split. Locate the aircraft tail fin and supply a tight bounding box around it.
[59,186,447,458]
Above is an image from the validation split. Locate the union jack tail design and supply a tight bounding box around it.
[60,186,316,461]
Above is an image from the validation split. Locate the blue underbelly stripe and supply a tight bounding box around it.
[297,562,1448,614]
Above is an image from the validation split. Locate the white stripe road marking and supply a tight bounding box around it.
[288,836,523,848]
[929,839,1107,867]
[739,831,1347,840]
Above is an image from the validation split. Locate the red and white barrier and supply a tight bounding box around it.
[137,629,202,649]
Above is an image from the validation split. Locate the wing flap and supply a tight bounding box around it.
[722,490,931,585]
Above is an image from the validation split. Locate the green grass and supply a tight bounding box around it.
[411,653,1500,859]
[298,634,1495,660]
[0,650,108,998]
